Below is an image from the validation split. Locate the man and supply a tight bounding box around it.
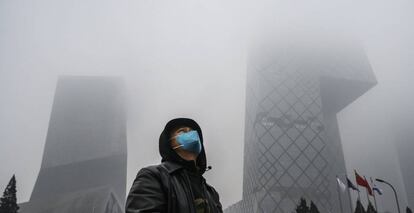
[126,118,223,213]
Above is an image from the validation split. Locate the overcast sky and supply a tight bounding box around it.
[0,0,413,211]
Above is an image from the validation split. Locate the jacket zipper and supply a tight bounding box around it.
[201,178,217,213]
[183,170,196,213]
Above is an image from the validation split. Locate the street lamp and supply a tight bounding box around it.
[376,178,401,213]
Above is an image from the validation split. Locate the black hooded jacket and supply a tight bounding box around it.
[126,118,223,213]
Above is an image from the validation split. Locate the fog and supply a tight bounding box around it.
[0,0,413,212]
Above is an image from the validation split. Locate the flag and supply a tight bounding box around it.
[373,186,383,195]
[337,177,346,192]
[355,170,373,196]
[347,177,359,191]
[364,176,373,196]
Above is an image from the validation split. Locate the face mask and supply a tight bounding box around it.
[172,130,202,154]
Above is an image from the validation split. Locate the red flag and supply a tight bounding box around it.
[355,170,373,196]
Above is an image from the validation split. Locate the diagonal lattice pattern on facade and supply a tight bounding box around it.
[226,36,376,213]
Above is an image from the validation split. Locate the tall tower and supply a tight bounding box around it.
[226,35,376,213]
[394,118,414,208]
[20,76,127,213]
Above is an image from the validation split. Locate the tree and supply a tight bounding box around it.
[354,199,366,213]
[295,198,309,213]
[309,201,320,213]
[407,207,413,213]
[0,175,19,213]
[366,202,377,213]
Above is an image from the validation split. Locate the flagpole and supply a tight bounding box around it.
[336,175,344,213]
[370,177,379,211]
[346,174,354,213]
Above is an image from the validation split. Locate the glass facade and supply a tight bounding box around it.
[226,38,377,213]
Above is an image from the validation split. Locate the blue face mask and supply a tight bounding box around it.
[172,130,202,154]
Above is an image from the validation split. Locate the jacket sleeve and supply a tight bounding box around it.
[211,187,223,212]
[205,183,223,212]
[126,168,167,213]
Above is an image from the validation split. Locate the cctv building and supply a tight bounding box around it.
[19,76,127,213]
[226,36,377,213]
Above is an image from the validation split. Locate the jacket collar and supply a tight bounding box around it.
[161,161,184,174]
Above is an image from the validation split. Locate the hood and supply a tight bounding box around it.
[159,118,207,174]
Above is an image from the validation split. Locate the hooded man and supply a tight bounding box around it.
[126,118,223,213]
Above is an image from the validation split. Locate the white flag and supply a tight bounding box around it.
[337,177,346,192]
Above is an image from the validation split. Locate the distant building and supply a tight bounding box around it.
[19,76,127,213]
[394,119,414,208]
[226,35,377,213]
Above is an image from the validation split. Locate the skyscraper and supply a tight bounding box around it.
[394,118,414,209]
[226,35,377,213]
[19,76,127,213]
